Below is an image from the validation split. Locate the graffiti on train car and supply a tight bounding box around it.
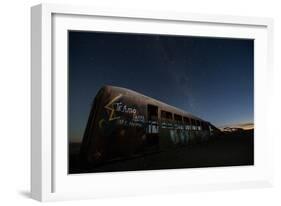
[104,94,123,121]
[116,119,144,128]
[101,94,145,128]
[115,102,137,115]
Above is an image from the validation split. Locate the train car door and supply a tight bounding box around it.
[146,104,159,149]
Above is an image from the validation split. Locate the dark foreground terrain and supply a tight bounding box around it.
[69,129,253,174]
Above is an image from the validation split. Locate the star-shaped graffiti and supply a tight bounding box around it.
[104,94,123,121]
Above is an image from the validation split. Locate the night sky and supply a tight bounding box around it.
[68,31,254,143]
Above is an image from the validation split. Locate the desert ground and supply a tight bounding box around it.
[69,129,253,174]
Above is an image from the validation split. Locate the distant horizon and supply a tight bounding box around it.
[218,122,254,130]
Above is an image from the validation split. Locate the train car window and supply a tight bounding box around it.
[197,120,202,131]
[161,110,165,119]
[183,117,191,130]
[174,114,183,130]
[161,110,173,120]
[146,105,160,148]
[166,112,172,120]
[191,119,197,130]
[147,104,159,134]
[183,117,189,123]
[203,122,208,131]
[161,110,170,119]
[174,114,182,121]
[161,110,166,128]
[161,110,173,129]
[201,122,206,130]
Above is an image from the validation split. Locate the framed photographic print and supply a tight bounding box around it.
[31,3,274,201]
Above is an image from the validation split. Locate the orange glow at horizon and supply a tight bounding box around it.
[219,122,254,130]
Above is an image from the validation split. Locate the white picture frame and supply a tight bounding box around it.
[31,3,274,202]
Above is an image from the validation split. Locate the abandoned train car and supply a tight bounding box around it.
[79,85,220,165]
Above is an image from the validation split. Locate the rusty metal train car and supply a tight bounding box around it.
[79,85,220,165]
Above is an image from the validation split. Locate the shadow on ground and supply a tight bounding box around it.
[69,129,253,174]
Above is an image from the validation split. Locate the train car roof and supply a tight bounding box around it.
[101,85,208,123]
